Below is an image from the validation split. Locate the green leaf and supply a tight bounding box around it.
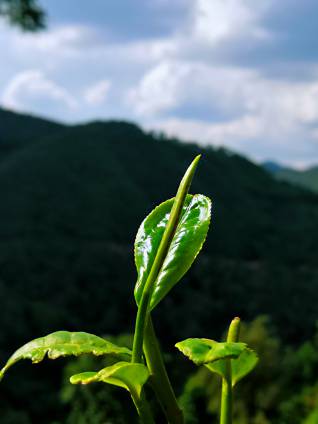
[230,348,258,386]
[175,338,246,365]
[0,331,131,380]
[70,361,149,399]
[134,194,211,310]
[304,407,318,424]
[176,338,258,387]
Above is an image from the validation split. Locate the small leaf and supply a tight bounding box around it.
[70,361,149,399]
[231,348,258,386]
[176,338,258,387]
[205,348,258,386]
[0,331,131,380]
[134,194,211,310]
[175,338,246,365]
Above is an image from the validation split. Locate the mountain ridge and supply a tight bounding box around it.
[0,108,317,347]
[263,159,318,193]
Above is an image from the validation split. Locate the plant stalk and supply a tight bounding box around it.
[144,317,184,424]
[130,387,155,424]
[220,317,241,424]
[132,155,201,363]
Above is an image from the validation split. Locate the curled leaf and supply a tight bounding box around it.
[134,194,211,310]
[175,338,246,365]
[176,338,258,387]
[0,331,131,380]
[230,348,259,386]
[70,361,149,399]
[206,348,258,386]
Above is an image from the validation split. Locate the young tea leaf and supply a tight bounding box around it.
[134,194,211,310]
[176,338,258,387]
[175,338,246,365]
[230,348,258,386]
[0,331,131,380]
[205,350,258,385]
[70,361,149,399]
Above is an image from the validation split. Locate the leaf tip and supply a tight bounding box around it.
[189,154,201,173]
[70,371,97,385]
[69,375,79,385]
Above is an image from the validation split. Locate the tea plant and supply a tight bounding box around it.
[0,156,258,423]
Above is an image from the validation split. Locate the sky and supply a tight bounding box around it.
[1,0,318,167]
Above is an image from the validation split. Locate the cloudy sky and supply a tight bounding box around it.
[1,0,318,167]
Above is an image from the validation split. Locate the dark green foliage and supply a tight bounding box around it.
[270,164,318,193]
[0,108,63,141]
[0,107,64,163]
[179,317,318,424]
[0,109,318,421]
[0,0,45,30]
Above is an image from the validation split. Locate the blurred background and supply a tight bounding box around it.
[0,1,318,423]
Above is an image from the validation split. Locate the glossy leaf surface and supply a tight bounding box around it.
[175,338,246,365]
[0,331,131,380]
[70,361,149,398]
[134,194,211,310]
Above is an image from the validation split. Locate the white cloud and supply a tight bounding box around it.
[146,113,316,166]
[128,61,263,118]
[127,61,192,115]
[2,70,77,111]
[12,25,98,56]
[190,0,272,45]
[129,59,318,127]
[147,115,262,146]
[0,1,318,165]
[134,60,318,165]
[83,80,111,106]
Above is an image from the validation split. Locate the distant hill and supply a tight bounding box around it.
[263,159,318,193]
[276,166,318,193]
[262,160,285,174]
[0,107,66,162]
[1,109,318,422]
[0,109,317,344]
[0,107,65,142]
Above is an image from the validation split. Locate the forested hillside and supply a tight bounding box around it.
[0,108,318,423]
[0,108,65,162]
[265,161,318,193]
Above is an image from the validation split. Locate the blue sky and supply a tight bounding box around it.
[1,0,318,167]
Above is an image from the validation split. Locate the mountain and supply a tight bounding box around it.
[263,159,318,193]
[275,166,318,193]
[262,160,285,174]
[1,109,318,421]
[0,107,66,162]
[0,110,317,344]
[0,107,65,142]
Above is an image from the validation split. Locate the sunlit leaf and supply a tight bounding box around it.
[175,338,246,365]
[176,338,258,386]
[0,331,131,380]
[134,194,211,310]
[70,361,149,399]
[231,348,258,386]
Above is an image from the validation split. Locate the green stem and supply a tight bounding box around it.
[130,388,155,424]
[144,317,184,424]
[220,317,241,424]
[220,363,232,424]
[132,155,201,363]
